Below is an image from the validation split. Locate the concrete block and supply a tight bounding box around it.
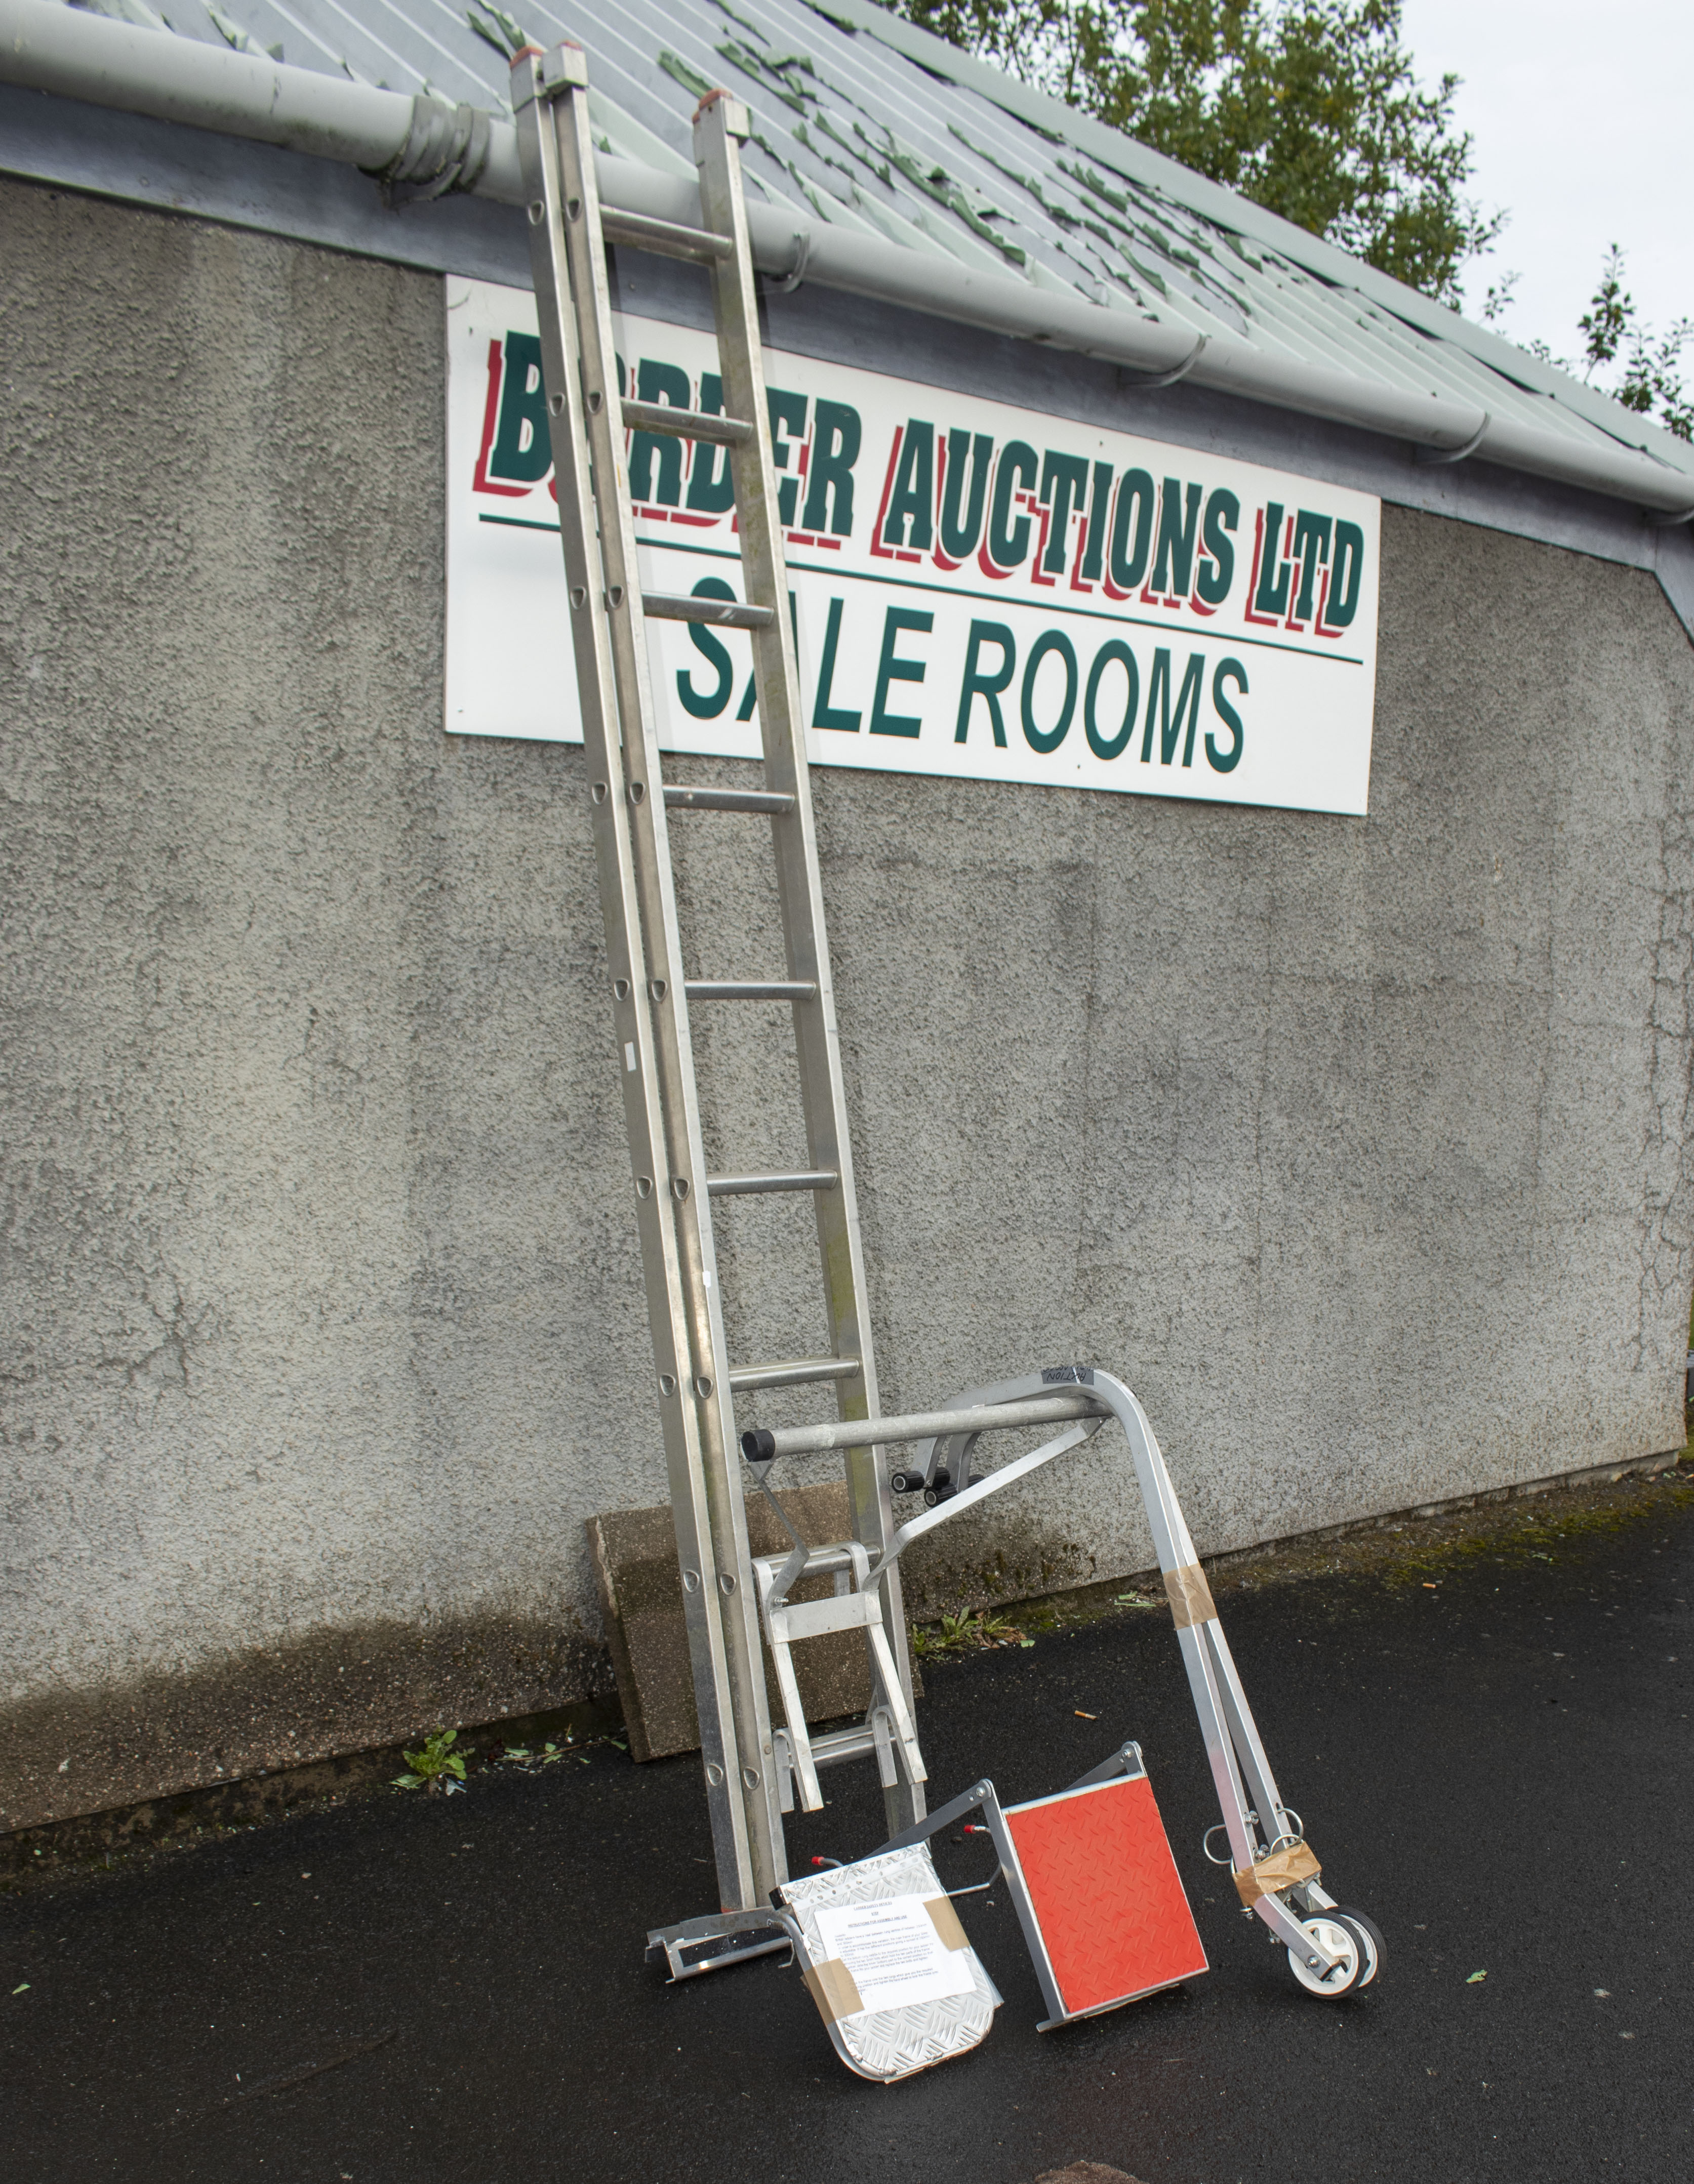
[589,1484,906,1761]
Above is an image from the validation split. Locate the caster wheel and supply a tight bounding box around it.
[1286,1914,1368,1998]
[1330,1906,1385,1987]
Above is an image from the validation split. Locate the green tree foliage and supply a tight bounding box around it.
[1575,247,1691,443]
[892,1,1500,303]
[1510,248,1691,441]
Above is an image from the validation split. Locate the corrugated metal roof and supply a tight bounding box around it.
[68,0,1694,487]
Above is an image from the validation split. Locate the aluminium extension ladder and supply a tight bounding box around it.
[510,46,1380,2004]
[510,45,920,1948]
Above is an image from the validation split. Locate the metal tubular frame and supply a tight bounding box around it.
[768,1367,1350,1974]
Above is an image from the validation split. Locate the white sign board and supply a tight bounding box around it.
[446,278,1380,814]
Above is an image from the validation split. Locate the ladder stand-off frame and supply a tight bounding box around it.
[511,46,1382,2009]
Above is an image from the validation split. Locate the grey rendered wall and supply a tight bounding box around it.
[3,179,1692,1831]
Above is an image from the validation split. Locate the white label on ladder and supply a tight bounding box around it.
[624,1042,637,1074]
[444,282,1381,819]
[812,1895,974,2018]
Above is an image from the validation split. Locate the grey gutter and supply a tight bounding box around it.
[0,0,526,193]
[4,0,1690,522]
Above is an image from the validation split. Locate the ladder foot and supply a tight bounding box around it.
[646,1909,791,1982]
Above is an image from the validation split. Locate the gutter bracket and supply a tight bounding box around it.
[765,225,813,297]
[1415,413,1490,467]
[1646,502,1694,530]
[1115,332,1207,391]
[363,93,492,205]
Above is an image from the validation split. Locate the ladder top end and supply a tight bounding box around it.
[507,48,540,103]
[692,88,750,142]
[536,41,588,95]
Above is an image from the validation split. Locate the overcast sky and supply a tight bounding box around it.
[1399,0,1691,367]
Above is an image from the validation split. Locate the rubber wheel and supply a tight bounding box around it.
[1286,1914,1367,1998]
[1330,1906,1385,1987]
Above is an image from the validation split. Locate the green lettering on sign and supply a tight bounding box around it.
[1021,630,1077,753]
[1110,469,1156,591]
[987,441,1038,570]
[1039,452,1091,574]
[812,598,861,732]
[1084,640,1139,760]
[881,422,936,550]
[1149,478,1202,598]
[767,389,809,527]
[940,431,993,561]
[1290,510,1333,622]
[1143,648,1206,766]
[675,578,738,720]
[686,372,736,514]
[1327,521,1366,628]
[956,622,1015,746]
[870,608,933,736]
[802,400,862,536]
[1196,489,1239,607]
[1207,659,1247,772]
[1253,502,1292,617]
[490,332,551,484]
[629,358,689,505]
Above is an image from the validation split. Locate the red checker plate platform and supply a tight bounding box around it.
[1005,1774,1208,2016]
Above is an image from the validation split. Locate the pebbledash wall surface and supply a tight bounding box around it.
[5,14,1694,1834]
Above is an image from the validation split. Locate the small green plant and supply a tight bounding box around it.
[913,1609,975,1658]
[393,1728,468,1791]
[912,1608,1033,1658]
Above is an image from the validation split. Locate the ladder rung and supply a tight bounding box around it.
[685,980,816,1003]
[707,1169,838,1197]
[728,1356,862,1393]
[622,399,752,446]
[643,592,773,630]
[664,786,795,815]
[811,1724,880,1768]
[601,207,734,263]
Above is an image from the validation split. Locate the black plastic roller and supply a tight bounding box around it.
[741,1427,777,1462]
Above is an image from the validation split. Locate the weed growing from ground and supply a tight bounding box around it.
[912,1609,1035,1658]
[392,1729,467,1792]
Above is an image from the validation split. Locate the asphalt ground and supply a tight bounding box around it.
[4,1475,1691,2184]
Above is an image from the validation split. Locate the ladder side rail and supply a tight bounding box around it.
[540,53,785,1900]
[692,97,920,1790]
[513,48,780,1905]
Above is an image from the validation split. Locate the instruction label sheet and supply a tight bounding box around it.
[812,1894,976,2017]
